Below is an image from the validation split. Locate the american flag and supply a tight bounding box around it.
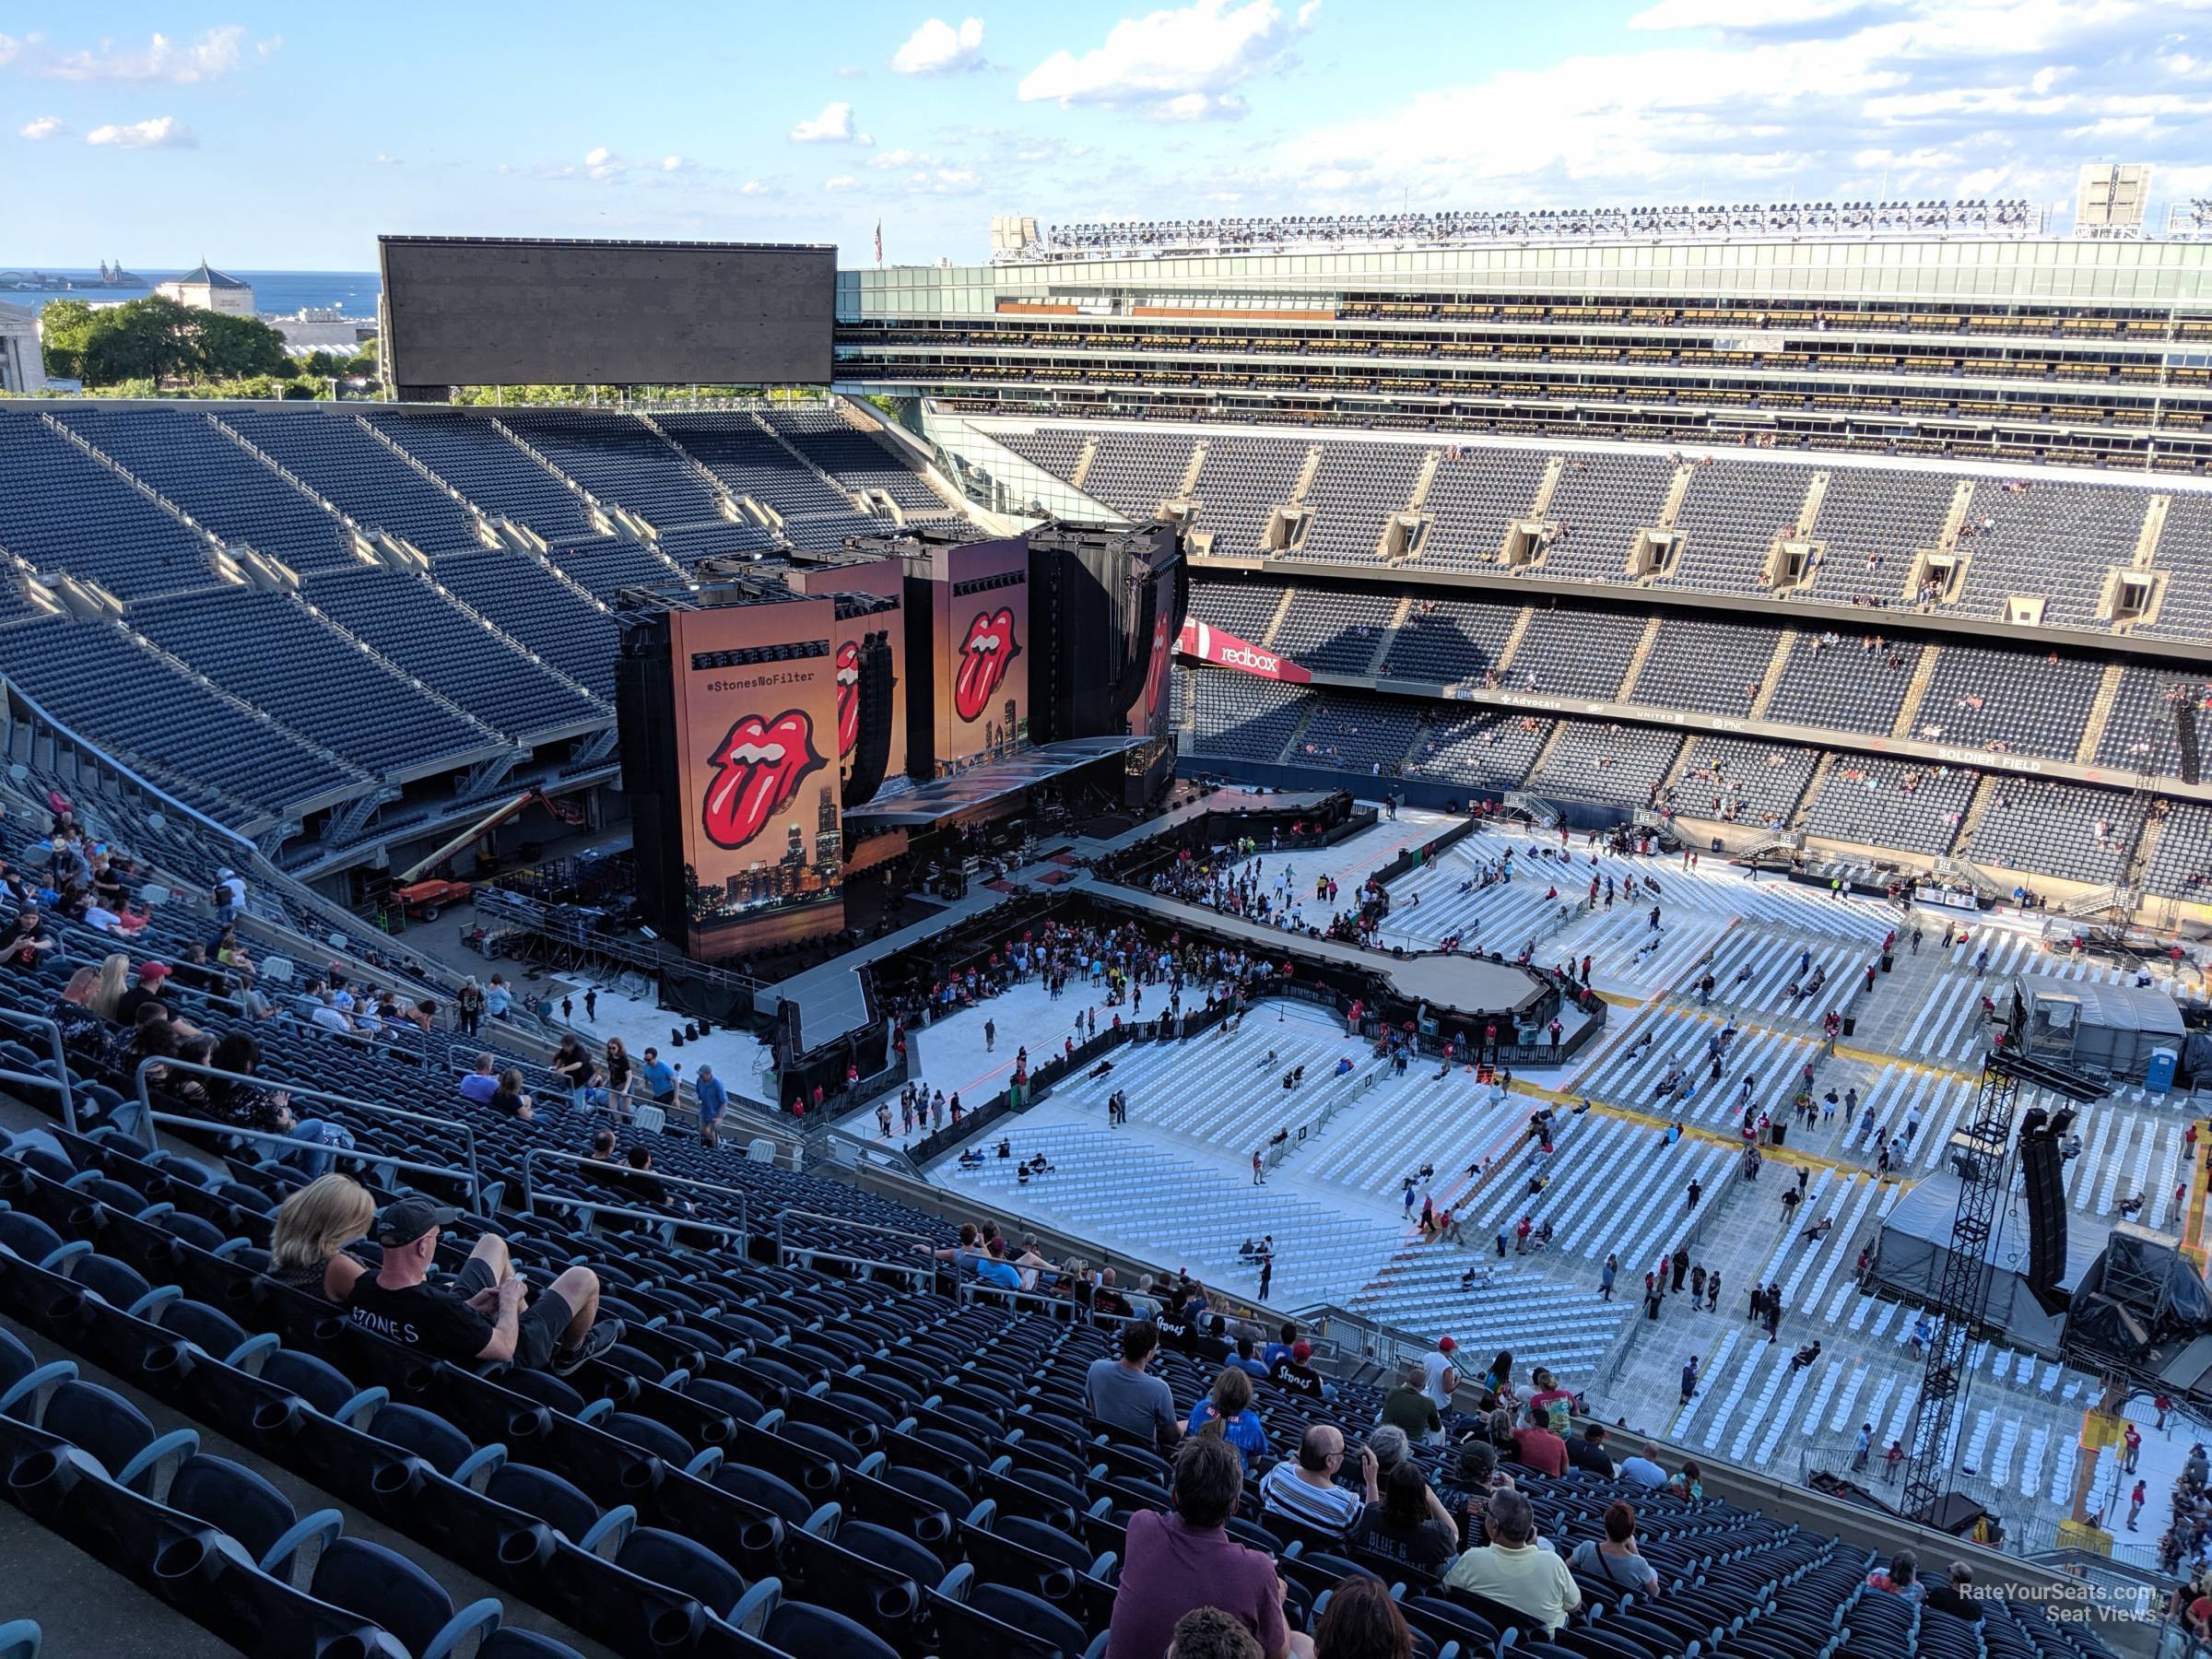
[874,220,882,265]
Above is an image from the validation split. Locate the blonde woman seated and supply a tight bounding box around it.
[267,1173,376,1301]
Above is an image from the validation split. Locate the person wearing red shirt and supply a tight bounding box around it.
[1512,1405,1568,1477]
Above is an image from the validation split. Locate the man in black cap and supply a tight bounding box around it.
[344,1195,619,1374]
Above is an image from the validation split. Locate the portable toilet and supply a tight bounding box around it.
[2145,1047,2179,1096]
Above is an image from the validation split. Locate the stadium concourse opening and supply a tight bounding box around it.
[3,217,2209,1655]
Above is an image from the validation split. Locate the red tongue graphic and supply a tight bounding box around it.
[700,710,821,850]
[954,606,1018,723]
[1143,617,1170,715]
[836,642,861,759]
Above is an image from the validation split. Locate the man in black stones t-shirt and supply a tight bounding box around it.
[343,1195,623,1375]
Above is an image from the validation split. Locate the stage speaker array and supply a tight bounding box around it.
[2019,1109,2071,1301]
[2179,695,2201,788]
[842,633,898,809]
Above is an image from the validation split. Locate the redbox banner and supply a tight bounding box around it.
[1176,618,1312,684]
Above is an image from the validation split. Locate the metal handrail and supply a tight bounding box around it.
[957,1278,1144,1324]
[519,1147,749,1240]
[769,1245,935,1288]
[0,1010,78,1133]
[132,1057,481,1193]
[516,1190,750,1248]
[141,1111,477,1198]
[774,1206,936,1266]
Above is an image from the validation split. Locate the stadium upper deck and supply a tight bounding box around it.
[834,206,2212,470]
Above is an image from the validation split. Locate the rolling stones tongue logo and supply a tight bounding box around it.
[834,641,862,760]
[954,606,1020,724]
[700,710,824,851]
[1140,613,1171,722]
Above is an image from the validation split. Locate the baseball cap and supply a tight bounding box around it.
[377,1194,464,1247]
[1439,1335,1457,1352]
[136,962,171,982]
[1292,1340,1312,1362]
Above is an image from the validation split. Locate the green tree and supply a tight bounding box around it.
[194,310,290,379]
[74,296,198,384]
[42,296,297,388]
[36,300,95,380]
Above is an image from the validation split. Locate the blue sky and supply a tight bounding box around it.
[8,0,2212,270]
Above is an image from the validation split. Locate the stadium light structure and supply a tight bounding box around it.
[998,199,2050,264]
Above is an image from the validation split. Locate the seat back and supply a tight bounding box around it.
[68,1253,153,1310]
[618,1524,747,1620]
[311,1535,456,1658]
[256,1349,356,1418]
[368,1401,476,1479]
[159,1298,251,1359]
[486,1462,602,1543]
[759,1599,902,1658]
[39,1379,155,1484]
[168,1453,298,1566]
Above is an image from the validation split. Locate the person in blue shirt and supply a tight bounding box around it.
[972,1237,1024,1291]
[693,1065,727,1146]
[456,1053,501,1106]
[1261,1320,1299,1375]
[483,975,513,1019]
[1230,1334,1272,1382]
[1187,1365,1269,1464]
[640,1047,677,1107]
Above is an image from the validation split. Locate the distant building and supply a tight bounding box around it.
[0,301,43,393]
[155,262,256,316]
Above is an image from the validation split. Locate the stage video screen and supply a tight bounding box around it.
[932,535,1030,777]
[1129,559,1178,741]
[667,598,845,953]
[379,236,834,390]
[786,560,908,793]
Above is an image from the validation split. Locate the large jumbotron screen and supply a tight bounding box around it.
[933,535,1030,776]
[378,235,835,390]
[667,598,845,954]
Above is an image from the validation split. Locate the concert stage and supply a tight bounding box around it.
[1068,873,1557,1029]
[841,735,1156,831]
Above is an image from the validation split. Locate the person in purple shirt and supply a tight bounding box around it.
[1106,1434,1312,1659]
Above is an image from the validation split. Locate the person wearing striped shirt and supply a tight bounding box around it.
[1258,1425,1377,1540]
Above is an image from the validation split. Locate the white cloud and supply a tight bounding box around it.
[791,100,872,143]
[739,178,777,194]
[372,150,401,164]
[823,174,860,191]
[1629,0,1890,29]
[18,115,68,140]
[905,165,982,194]
[1257,0,2212,214]
[86,115,195,149]
[1018,0,1312,120]
[508,146,699,183]
[892,17,986,75]
[0,33,28,69]
[37,25,275,84]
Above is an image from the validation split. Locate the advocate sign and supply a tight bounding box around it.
[1176,619,1312,684]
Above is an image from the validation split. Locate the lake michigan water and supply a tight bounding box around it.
[6,271,382,319]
